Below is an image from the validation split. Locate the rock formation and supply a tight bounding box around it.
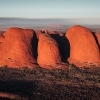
[0,25,99,69]
[50,33,70,63]
[35,29,42,39]
[37,33,61,69]
[65,25,100,66]
[48,30,58,34]
[95,32,100,45]
[0,28,37,68]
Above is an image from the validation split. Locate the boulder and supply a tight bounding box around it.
[0,27,37,68]
[65,25,100,66]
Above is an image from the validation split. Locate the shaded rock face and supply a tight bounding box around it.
[50,33,70,63]
[95,33,100,46]
[0,28,37,68]
[37,33,61,69]
[65,25,100,64]
[31,30,38,60]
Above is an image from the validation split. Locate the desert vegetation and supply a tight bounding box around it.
[0,64,99,100]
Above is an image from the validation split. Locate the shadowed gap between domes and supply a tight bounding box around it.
[31,31,38,60]
[92,32,100,50]
[50,34,70,63]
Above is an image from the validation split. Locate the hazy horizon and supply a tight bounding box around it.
[0,17,100,25]
[0,17,100,32]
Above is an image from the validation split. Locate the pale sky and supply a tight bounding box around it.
[0,0,100,18]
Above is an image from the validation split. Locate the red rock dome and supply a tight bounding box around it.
[37,33,61,69]
[0,28,37,68]
[65,25,100,66]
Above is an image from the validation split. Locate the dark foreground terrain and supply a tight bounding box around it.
[0,65,100,100]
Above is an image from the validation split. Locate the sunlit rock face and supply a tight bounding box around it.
[65,25,100,66]
[37,33,61,69]
[0,28,37,68]
[35,29,49,39]
[35,30,43,39]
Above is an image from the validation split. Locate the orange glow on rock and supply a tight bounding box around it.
[37,33,61,69]
[65,25,100,66]
[0,28,37,68]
